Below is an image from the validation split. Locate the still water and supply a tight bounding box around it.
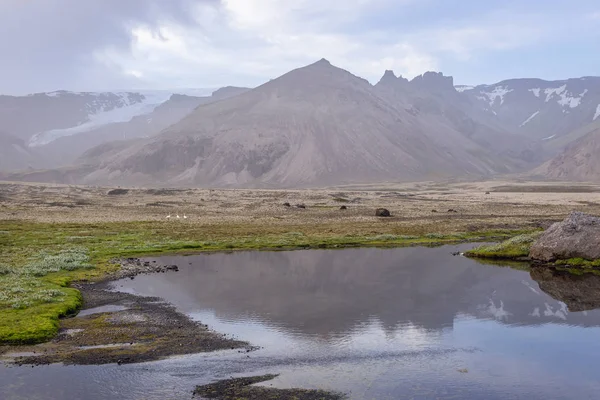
[2,244,600,399]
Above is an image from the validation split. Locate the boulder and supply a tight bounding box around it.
[340,205,347,210]
[529,211,600,262]
[375,208,391,217]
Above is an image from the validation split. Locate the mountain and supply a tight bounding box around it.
[532,120,600,181]
[0,87,250,172]
[0,91,152,143]
[34,93,210,168]
[376,71,540,165]
[459,77,600,146]
[6,61,600,187]
[53,59,519,188]
[0,131,45,171]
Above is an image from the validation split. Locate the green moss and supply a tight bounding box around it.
[555,258,600,268]
[0,219,537,345]
[0,287,81,344]
[465,231,543,260]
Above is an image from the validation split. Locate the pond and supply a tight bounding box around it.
[2,244,600,399]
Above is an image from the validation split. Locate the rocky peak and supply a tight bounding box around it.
[375,70,410,90]
[377,70,397,86]
[410,71,455,93]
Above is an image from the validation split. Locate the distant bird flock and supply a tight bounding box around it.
[166,214,187,219]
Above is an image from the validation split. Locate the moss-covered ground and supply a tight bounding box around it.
[464,232,543,260]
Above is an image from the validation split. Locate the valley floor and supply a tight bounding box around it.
[1,179,600,346]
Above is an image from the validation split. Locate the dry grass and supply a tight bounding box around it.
[2,180,598,229]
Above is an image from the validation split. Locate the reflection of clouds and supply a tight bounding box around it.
[522,280,540,295]
[483,299,512,321]
[544,302,568,320]
[530,307,541,317]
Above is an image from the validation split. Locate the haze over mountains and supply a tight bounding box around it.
[2,59,600,187]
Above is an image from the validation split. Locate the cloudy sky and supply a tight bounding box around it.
[1,0,599,94]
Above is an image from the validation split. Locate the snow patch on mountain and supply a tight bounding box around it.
[529,88,541,97]
[542,134,556,141]
[520,111,540,127]
[29,91,171,147]
[482,86,513,106]
[455,85,474,93]
[544,85,567,102]
[543,85,588,108]
[594,104,600,121]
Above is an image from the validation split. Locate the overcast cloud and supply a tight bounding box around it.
[1,0,599,94]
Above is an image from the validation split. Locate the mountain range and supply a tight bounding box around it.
[2,59,599,187]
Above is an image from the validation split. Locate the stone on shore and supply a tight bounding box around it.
[529,211,600,262]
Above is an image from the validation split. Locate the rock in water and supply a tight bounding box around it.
[529,211,600,262]
[375,208,391,217]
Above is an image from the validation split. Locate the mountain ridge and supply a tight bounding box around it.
[3,60,600,185]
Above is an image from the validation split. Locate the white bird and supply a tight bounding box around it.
[176,214,180,219]
[183,214,188,219]
[166,215,171,219]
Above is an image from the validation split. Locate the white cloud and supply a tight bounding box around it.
[92,0,437,88]
[8,0,595,92]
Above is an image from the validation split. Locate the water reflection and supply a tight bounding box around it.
[3,245,600,400]
[117,246,600,341]
[531,267,600,312]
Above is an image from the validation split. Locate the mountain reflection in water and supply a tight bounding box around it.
[119,246,600,341]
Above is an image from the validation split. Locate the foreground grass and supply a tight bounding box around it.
[465,232,543,260]
[0,219,534,345]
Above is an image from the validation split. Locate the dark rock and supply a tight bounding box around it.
[375,208,391,217]
[283,202,291,207]
[431,209,438,213]
[295,204,306,209]
[107,188,129,196]
[530,211,600,262]
[340,205,347,210]
[447,209,458,213]
[485,191,491,195]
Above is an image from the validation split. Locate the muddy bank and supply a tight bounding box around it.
[194,375,345,400]
[4,281,247,366]
[107,257,180,280]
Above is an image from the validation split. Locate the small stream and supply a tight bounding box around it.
[2,244,600,399]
